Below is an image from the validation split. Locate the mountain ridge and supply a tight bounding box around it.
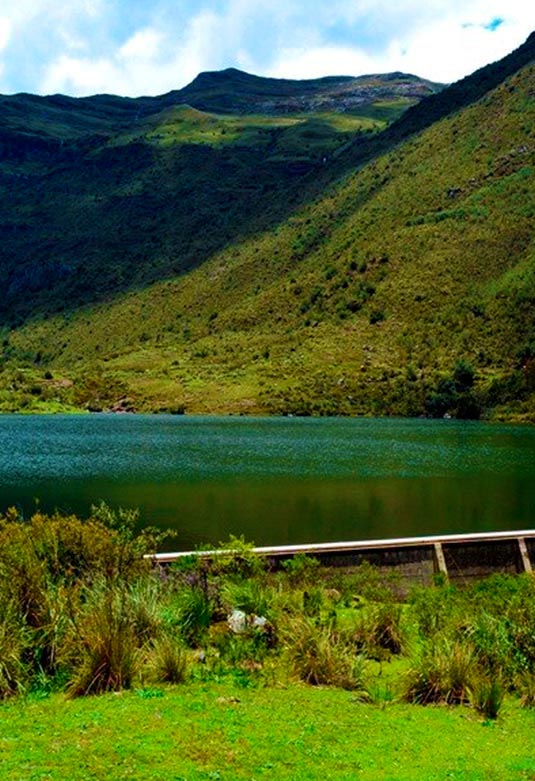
[0,66,441,146]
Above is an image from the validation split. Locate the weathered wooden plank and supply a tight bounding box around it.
[518,537,533,573]
[433,542,449,580]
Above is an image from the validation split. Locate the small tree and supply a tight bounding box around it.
[452,360,475,392]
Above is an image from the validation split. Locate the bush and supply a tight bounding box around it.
[146,635,189,685]
[0,601,28,699]
[452,360,475,391]
[0,507,169,695]
[517,670,535,708]
[369,309,385,325]
[128,579,164,644]
[403,638,478,705]
[468,611,515,679]
[64,582,140,697]
[177,587,213,647]
[211,535,266,579]
[281,553,320,586]
[353,602,406,658]
[337,561,399,605]
[470,675,504,720]
[409,584,459,639]
[284,616,367,692]
[425,362,481,419]
[213,627,273,670]
[220,579,274,620]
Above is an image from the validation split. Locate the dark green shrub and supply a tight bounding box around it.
[338,562,399,605]
[369,309,385,324]
[425,378,457,418]
[452,360,476,391]
[0,507,164,694]
[211,536,266,579]
[213,628,272,669]
[303,587,324,619]
[128,579,164,644]
[0,601,28,699]
[468,611,514,679]
[354,602,406,658]
[220,580,274,620]
[177,587,213,646]
[517,670,535,707]
[284,615,367,692]
[282,553,320,586]
[409,584,459,639]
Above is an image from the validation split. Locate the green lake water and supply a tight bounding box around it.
[0,414,533,550]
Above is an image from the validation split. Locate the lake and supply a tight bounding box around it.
[0,414,533,550]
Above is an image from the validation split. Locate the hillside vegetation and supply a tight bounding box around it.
[0,41,534,420]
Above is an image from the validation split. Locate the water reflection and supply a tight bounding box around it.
[0,415,533,550]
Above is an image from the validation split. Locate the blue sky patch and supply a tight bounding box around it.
[485,17,505,32]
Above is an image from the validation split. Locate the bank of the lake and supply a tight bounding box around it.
[2,506,535,779]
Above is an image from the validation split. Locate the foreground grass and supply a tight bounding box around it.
[3,509,535,779]
[1,683,535,780]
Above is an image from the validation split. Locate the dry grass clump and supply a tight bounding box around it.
[283,615,368,693]
[403,637,478,705]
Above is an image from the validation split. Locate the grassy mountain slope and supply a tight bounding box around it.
[1,43,535,420]
[0,71,439,324]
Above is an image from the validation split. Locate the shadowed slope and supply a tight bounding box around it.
[0,70,439,323]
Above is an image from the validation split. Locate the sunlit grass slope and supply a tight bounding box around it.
[1,43,534,419]
[6,51,535,420]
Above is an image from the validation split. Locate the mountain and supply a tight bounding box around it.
[0,42,534,421]
[0,69,440,322]
[174,68,441,115]
[0,68,440,152]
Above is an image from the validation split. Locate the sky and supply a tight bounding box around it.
[0,0,534,97]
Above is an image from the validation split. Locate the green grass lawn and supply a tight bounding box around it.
[1,684,535,780]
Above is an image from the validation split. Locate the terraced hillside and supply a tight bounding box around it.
[0,41,534,420]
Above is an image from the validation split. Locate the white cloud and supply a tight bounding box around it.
[268,2,535,84]
[0,16,11,88]
[41,55,119,95]
[0,16,10,49]
[268,45,376,80]
[39,10,229,96]
[1,0,105,29]
[395,10,535,82]
[4,0,535,96]
[119,29,162,61]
